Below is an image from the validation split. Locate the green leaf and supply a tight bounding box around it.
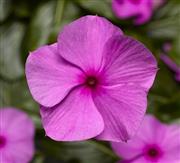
[31,152,44,163]
[0,0,11,22]
[0,78,41,128]
[25,1,55,51]
[48,0,80,43]
[76,0,114,19]
[148,62,180,122]
[9,79,38,111]
[147,1,180,39]
[170,33,180,65]
[0,80,10,107]
[0,22,25,80]
[12,0,30,18]
[39,139,118,163]
[24,0,80,50]
[56,0,80,27]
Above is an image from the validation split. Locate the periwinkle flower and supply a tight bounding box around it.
[0,108,35,163]
[111,115,180,163]
[112,0,164,25]
[25,15,157,142]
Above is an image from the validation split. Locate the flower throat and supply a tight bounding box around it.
[85,76,98,88]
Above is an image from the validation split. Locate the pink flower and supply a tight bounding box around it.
[25,15,157,142]
[0,108,35,163]
[112,0,164,25]
[111,115,180,163]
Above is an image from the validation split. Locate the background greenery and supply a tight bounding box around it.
[0,0,180,162]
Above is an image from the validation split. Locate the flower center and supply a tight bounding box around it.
[85,76,98,88]
[147,148,159,158]
[143,144,164,162]
[144,145,163,161]
[0,135,6,148]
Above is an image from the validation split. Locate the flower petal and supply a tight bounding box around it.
[118,157,147,163]
[0,108,35,163]
[130,157,147,163]
[58,15,123,71]
[0,151,11,163]
[161,124,180,162]
[112,115,180,163]
[4,140,34,163]
[111,115,166,160]
[163,124,180,150]
[0,108,34,140]
[40,87,104,141]
[112,140,144,160]
[25,43,83,107]
[93,84,147,142]
[101,35,157,91]
[134,115,168,144]
[112,0,152,25]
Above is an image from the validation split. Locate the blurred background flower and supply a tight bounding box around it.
[0,0,180,163]
[112,0,164,25]
[0,108,35,163]
[111,114,180,163]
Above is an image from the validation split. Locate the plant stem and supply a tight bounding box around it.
[54,0,66,27]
